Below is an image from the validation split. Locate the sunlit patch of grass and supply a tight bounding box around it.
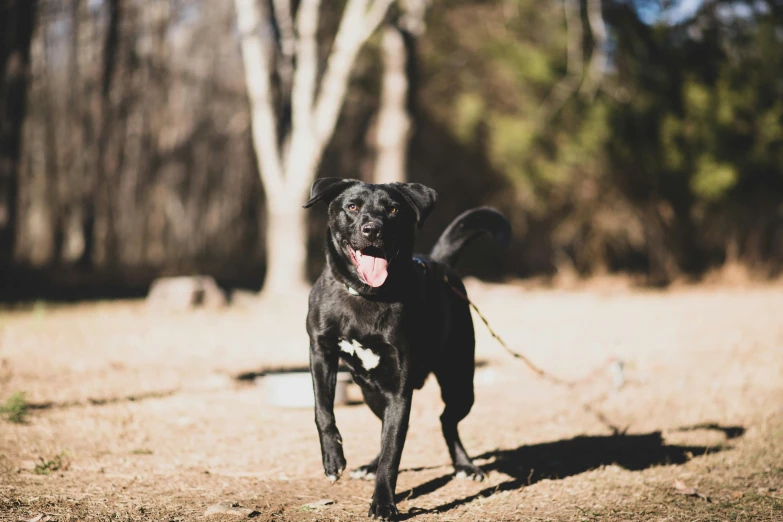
[0,391,28,424]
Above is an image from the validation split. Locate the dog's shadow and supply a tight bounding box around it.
[395,424,744,519]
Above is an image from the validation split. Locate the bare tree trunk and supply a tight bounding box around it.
[642,202,679,286]
[94,0,122,266]
[234,0,303,292]
[234,0,394,295]
[77,0,97,269]
[265,195,309,294]
[373,0,429,185]
[41,23,63,264]
[373,24,410,184]
[62,0,85,264]
[0,0,38,270]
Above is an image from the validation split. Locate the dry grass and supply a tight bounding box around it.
[1,281,782,521]
[0,391,27,424]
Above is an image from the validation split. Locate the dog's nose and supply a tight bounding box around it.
[361,222,381,240]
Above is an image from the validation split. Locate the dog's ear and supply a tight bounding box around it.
[387,183,438,228]
[303,178,360,208]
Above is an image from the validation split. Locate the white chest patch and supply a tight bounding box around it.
[339,339,381,370]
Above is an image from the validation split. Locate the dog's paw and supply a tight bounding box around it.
[323,449,346,483]
[368,499,399,520]
[454,463,486,482]
[350,464,377,481]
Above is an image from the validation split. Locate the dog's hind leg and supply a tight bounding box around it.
[435,374,486,481]
[349,386,384,480]
[434,308,487,482]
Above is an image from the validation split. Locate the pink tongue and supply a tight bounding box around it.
[357,254,389,288]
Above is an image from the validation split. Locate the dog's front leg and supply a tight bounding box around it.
[310,339,346,483]
[369,391,412,520]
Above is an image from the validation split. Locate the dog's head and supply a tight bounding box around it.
[304,178,437,290]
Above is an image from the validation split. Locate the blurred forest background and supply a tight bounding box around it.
[1,0,782,301]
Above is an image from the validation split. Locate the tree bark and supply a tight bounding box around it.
[95,0,122,266]
[0,0,38,269]
[373,23,410,184]
[234,0,394,295]
[42,22,64,264]
[373,0,428,185]
[264,193,310,294]
[580,0,607,100]
[234,0,285,200]
[537,0,583,125]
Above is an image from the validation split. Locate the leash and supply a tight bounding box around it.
[444,274,628,435]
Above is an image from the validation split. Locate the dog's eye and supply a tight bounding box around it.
[390,206,398,215]
[347,204,358,212]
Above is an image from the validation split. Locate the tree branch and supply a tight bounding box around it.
[537,0,583,125]
[399,0,430,37]
[290,0,319,135]
[312,0,393,158]
[271,0,296,93]
[283,0,321,181]
[580,0,608,100]
[363,0,395,40]
[234,0,284,199]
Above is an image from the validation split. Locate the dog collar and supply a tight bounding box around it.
[344,284,360,296]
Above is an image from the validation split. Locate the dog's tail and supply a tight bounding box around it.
[429,207,511,268]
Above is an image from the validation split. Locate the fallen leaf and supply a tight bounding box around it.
[731,490,743,499]
[22,515,44,522]
[302,499,334,510]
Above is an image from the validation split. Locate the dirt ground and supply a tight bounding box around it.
[1,280,782,521]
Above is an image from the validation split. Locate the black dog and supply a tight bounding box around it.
[304,178,510,519]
